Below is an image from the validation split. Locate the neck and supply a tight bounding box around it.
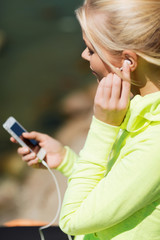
[131,59,160,97]
[139,79,159,96]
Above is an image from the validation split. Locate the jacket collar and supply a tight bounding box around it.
[121,91,160,132]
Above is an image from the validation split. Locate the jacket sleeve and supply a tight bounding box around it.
[59,117,160,235]
[56,146,79,178]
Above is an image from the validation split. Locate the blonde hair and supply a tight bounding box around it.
[75,0,160,74]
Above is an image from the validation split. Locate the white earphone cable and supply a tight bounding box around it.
[39,159,72,240]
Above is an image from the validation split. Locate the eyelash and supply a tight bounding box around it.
[88,47,94,56]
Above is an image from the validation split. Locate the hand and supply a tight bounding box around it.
[94,60,131,126]
[10,132,66,168]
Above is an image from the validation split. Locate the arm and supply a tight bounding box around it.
[59,119,160,235]
[59,61,159,235]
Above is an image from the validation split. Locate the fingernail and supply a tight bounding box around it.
[22,149,28,154]
[124,60,131,67]
[30,152,36,157]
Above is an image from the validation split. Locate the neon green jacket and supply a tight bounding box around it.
[58,92,160,240]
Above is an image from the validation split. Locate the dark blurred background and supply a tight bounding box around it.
[0,0,96,226]
[0,0,92,153]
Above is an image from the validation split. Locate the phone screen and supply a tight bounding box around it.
[11,122,39,150]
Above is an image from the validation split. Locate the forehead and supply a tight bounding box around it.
[82,33,87,41]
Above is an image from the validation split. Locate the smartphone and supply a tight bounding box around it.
[3,116,46,160]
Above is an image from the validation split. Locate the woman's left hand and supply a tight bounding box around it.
[94,60,131,126]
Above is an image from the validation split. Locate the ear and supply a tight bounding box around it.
[122,50,138,72]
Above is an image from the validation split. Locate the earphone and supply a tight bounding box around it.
[120,59,131,71]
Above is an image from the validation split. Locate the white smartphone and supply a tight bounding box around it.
[3,116,46,161]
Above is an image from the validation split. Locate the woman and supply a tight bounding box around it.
[12,0,160,239]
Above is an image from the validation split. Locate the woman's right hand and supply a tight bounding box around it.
[94,60,131,126]
[10,131,66,169]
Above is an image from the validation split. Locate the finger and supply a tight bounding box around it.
[27,158,39,166]
[96,74,112,104]
[33,145,41,154]
[102,74,113,102]
[95,77,105,101]
[22,151,37,162]
[10,137,17,143]
[17,147,30,156]
[122,60,131,81]
[121,60,131,101]
[111,74,122,100]
[22,131,45,142]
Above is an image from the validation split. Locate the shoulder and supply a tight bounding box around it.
[129,122,160,142]
[122,122,160,161]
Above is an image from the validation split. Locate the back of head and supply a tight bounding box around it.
[76,0,160,67]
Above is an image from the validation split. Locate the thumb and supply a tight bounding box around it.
[22,131,45,142]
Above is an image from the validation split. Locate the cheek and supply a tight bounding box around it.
[91,56,111,80]
[103,62,112,74]
[97,63,110,78]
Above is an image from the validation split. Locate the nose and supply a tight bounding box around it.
[81,48,90,62]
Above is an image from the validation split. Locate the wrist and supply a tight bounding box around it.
[59,146,67,165]
[56,146,77,177]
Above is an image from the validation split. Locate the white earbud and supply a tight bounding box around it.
[120,59,131,71]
